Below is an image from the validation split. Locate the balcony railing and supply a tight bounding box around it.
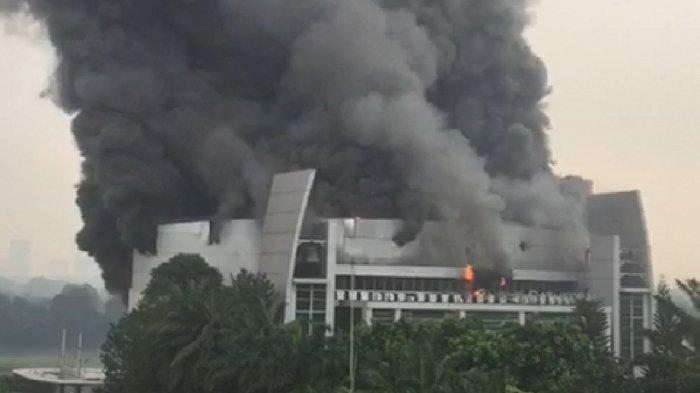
[336,290,585,306]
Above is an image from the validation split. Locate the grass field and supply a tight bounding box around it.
[0,347,101,377]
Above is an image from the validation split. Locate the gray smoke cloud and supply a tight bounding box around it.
[2,0,588,293]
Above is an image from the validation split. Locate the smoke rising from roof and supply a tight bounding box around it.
[2,0,588,293]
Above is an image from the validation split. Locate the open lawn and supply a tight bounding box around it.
[0,347,101,376]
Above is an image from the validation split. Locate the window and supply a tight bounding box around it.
[295,284,327,335]
[525,312,574,325]
[294,242,327,278]
[334,276,463,292]
[371,309,395,325]
[401,310,448,321]
[465,312,519,330]
[620,293,646,360]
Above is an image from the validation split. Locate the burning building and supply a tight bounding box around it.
[2,1,652,361]
[129,170,653,361]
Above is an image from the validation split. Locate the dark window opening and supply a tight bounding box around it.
[294,242,327,278]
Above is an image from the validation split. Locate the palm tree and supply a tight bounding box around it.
[573,298,610,352]
[675,279,700,352]
[638,279,700,391]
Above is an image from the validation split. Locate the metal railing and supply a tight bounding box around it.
[336,290,585,306]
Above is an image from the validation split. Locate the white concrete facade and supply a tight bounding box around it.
[258,169,316,322]
[127,171,653,360]
[128,216,626,346]
[587,235,621,356]
[588,191,654,360]
[129,219,260,311]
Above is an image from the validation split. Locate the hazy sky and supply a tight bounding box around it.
[0,1,698,282]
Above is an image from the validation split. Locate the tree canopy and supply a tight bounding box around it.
[636,279,700,392]
[0,282,116,349]
[102,253,653,393]
[102,253,345,393]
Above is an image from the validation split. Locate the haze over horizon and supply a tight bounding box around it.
[0,1,698,284]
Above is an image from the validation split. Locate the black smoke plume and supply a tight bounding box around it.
[2,0,588,294]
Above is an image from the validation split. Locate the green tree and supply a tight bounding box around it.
[353,319,505,393]
[101,253,640,393]
[350,318,612,393]
[0,294,52,347]
[49,284,99,325]
[498,323,599,393]
[101,254,345,393]
[102,253,224,393]
[49,283,111,347]
[570,298,634,393]
[139,253,223,308]
[574,298,610,352]
[637,279,700,392]
[675,279,700,351]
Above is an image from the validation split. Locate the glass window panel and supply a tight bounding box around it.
[372,309,395,325]
[297,287,310,297]
[312,313,326,322]
[313,298,326,310]
[633,297,643,307]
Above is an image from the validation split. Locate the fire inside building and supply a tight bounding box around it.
[128,170,653,361]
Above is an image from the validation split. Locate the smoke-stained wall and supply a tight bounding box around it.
[1,0,588,293]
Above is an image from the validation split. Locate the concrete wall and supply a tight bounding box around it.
[129,220,260,310]
[588,191,652,284]
[334,218,586,271]
[587,235,621,356]
[324,220,339,333]
[258,169,316,322]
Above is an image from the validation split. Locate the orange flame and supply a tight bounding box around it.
[463,264,474,282]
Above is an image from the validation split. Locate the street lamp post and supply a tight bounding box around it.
[349,261,355,393]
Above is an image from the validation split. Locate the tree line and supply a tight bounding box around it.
[102,254,698,393]
[0,283,123,349]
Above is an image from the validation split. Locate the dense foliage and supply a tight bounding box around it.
[102,254,345,393]
[105,254,648,393]
[0,283,119,349]
[635,279,700,392]
[351,319,616,393]
[101,254,700,393]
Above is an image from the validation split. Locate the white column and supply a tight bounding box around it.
[325,221,338,336]
[612,237,621,358]
[459,310,466,319]
[643,293,652,353]
[363,307,372,325]
[604,307,614,352]
[518,311,526,325]
[288,283,297,323]
[394,309,402,322]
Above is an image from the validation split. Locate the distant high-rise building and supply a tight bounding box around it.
[8,239,31,280]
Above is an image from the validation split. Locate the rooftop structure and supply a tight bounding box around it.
[11,331,105,393]
[587,190,654,360]
[12,368,104,393]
